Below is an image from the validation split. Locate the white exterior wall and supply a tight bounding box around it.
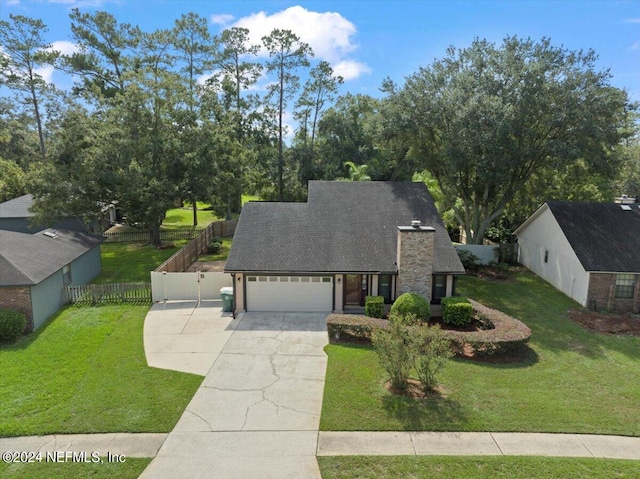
[517,206,589,306]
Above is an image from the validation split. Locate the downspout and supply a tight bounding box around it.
[231,273,236,319]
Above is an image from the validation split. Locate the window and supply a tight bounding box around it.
[544,250,549,263]
[322,277,331,283]
[248,277,257,282]
[62,264,72,285]
[432,274,447,304]
[615,274,636,299]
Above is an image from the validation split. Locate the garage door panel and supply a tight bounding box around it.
[246,276,333,312]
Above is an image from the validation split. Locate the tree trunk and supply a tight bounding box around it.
[192,195,198,227]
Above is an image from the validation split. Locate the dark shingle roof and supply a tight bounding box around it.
[225,181,464,274]
[0,194,34,218]
[547,201,640,272]
[0,229,102,286]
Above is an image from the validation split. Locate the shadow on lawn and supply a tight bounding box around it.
[381,390,469,431]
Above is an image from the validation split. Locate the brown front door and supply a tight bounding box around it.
[345,274,366,306]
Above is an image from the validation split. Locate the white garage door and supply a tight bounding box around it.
[246,275,333,312]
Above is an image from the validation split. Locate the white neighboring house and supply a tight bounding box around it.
[515,201,640,313]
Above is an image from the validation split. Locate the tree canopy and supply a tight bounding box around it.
[386,36,632,243]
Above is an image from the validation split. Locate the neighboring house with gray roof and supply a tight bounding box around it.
[0,194,96,234]
[0,229,102,332]
[225,181,465,313]
[515,201,640,313]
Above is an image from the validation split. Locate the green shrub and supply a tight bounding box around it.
[326,314,389,344]
[457,249,480,271]
[207,241,222,254]
[441,296,473,327]
[0,309,27,342]
[365,296,385,319]
[390,292,430,322]
[372,321,412,390]
[409,325,453,392]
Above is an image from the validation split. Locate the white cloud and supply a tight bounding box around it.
[624,18,640,24]
[210,13,234,26]
[332,59,371,81]
[34,65,54,83]
[6,0,21,6]
[231,6,369,80]
[50,40,79,56]
[632,41,640,51]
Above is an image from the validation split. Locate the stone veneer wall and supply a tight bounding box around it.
[396,226,435,301]
[0,286,33,333]
[587,273,640,313]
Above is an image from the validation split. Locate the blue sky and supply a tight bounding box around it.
[2,0,640,102]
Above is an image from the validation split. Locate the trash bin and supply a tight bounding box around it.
[220,287,234,312]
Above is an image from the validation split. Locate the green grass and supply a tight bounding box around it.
[242,194,260,204]
[0,305,202,437]
[0,458,151,479]
[320,268,640,435]
[196,237,233,262]
[162,202,219,230]
[318,456,640,479]
[93,243,183,283]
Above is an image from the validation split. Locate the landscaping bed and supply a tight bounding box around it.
[568,309,640,336]
[326,299,532,361]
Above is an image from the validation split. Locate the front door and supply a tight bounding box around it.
[345,274,366,306]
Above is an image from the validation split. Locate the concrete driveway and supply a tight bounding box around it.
[140,311,329,479]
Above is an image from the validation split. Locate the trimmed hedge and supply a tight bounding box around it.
[390,292,430,321]
[365,296,385,319]
[327,314,388,344]
[444,299,532,357]
[0,309,27,342]
[441,296,473,327]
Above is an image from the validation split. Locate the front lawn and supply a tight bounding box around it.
[318,456,640,479]
[320,268,640,435]
[0,305,202,437]
[93,243,183,283]
[0,458,151,479]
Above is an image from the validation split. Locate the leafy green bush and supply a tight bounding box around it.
[365,296,385,319]
[207,241,222,254]
[409,325,453,392]
[0,309,26,342]
[457,249,480,271]
[441,296,473,327]
[390,292,430,322]
[372,321,412,390]
[326,314,389,344]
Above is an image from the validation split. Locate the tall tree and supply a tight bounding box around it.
[262,29,313,201]
[0,14,59,160]
[65,8,139,98]
[212,27,264,214]
[295,61,343,150]
[389,36,631,243]
[172,13,214,226]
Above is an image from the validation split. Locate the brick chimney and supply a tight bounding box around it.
[396,220,435,301]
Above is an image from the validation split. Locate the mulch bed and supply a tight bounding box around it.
[185,260,226,272]
[568,309,640,336]
[385,379,447,399]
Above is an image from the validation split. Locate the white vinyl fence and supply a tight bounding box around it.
[151,271,233,302]
[454,244,498,265]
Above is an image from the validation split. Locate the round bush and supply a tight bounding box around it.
[390,292,430,321]
[207,241,222,254]
[0,309,27,342]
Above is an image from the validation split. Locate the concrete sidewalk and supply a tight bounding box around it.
[317,431,640,460]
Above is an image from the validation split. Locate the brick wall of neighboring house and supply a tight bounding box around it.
[0,286,33,333]
[588,273,640,313]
